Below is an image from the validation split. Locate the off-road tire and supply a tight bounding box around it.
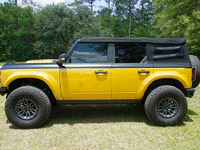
[189,55,200,88]
[5,86,51,129]
[144,85,187,126]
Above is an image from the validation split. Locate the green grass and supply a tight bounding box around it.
[0,87,200,149]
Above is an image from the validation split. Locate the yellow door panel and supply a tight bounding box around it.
[60,67,111,100]
[112,68,154,99]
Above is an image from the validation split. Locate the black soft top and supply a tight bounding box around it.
[79,37,186,44]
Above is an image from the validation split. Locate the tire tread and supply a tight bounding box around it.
[5,86,51,129]
[145,85,188,126]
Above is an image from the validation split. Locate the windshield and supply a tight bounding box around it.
[65,40,79,60]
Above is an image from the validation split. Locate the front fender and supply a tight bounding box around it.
[1,69,62,100]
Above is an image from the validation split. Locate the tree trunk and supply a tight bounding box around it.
[129,1,131,37]
[90,0,93,12]
[107,0,110,28]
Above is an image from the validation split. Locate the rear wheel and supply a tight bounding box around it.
[189,55,200,88]
[5,86,51,129]
[144,85,187,126]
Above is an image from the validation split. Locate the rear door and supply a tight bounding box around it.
[111,43,153,100]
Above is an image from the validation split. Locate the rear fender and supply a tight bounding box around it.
[136,69,192,99]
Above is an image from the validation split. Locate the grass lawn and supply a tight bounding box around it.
[0,87,200,149]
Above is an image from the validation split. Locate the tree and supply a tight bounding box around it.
[8,0,17,6]
[85,0,96,11]
[34,4,76,58]
[34,5,113,59]
[113,0,139,37]
[71,0,96,12]
[0,2,36,62]
[131,0,154,37]
[17,0,43,12]
[104,0,111,27]
[152,0,200,57]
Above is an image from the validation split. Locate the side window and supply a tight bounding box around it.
[70,43,108,63]
[115,43,147,63]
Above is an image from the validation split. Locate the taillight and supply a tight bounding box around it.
[192,68,196,80]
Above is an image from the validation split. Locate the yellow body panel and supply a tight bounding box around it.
[0,69,62,100]
[153,68,192,88]
[136,68,192,99]
[0,66,192,101]
[112,68,154,99]
[26,59,54,63]
[60,68,111,100]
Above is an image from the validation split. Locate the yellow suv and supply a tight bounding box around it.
[0,37,199,128]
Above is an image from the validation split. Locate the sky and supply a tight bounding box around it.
[0,0,108,11]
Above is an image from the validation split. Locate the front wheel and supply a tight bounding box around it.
[144,85,188,126]
[5,86,51,129]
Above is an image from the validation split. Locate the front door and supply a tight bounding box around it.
[60,42,112,100]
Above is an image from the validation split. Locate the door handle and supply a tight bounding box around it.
[138,71,149,73]
[95,71,108,74]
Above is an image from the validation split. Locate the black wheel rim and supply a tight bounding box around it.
[157,97,179,118]
[15,98,38,120]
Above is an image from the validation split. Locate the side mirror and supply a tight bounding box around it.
[54,53,66,65]
[59,53,66,64]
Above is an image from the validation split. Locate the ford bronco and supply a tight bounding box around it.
[0,37,199,128]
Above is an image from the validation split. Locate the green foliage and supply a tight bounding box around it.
[33,5,76,58]
[113,0,139,37]
[131,0,153,37]
[98,0,153,38]
[73,7,113,39]
[107,17,129,37]
[152,0,200,56]
[84,0,96,11]
[0,2,36,62]
[1,0,199,62]
[97,6,128,37]
[33,5,113,59]
[71,0,96,12]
